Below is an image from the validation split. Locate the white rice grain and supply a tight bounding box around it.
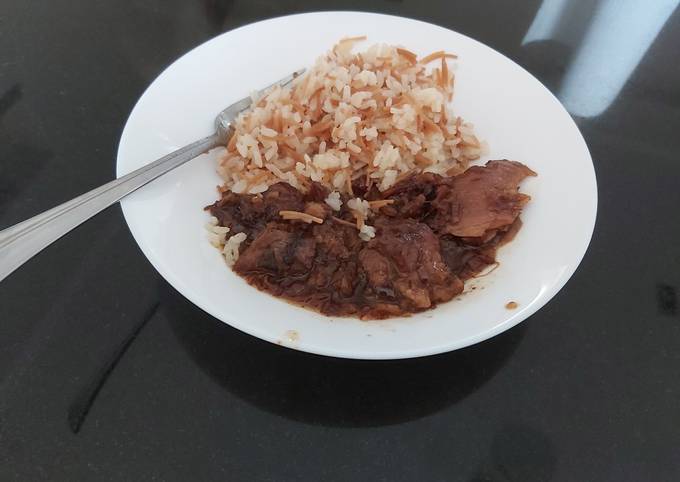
[223,233,247,266]
[325,191,342,211]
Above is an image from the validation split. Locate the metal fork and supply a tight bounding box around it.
[0,69,304,283]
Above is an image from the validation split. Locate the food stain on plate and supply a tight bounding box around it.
[275,329,300,346]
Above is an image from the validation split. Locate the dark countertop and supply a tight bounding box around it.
[1,1,679,480]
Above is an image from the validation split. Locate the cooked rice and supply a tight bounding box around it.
[223,232,247,266]
[209,38,487,254]
[206,215,230,247]
[324,191,342,211]
[206,216,247,266]
[216,37,485,197]
[359,224,376,241]
[346,198,371,217]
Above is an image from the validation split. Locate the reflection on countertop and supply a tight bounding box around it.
[164,282,526,427]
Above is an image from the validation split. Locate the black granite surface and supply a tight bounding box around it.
[1,1,679,480]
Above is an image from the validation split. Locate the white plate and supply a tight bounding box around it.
[117,12,597,359]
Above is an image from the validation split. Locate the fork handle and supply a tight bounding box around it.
[0,133,221,283]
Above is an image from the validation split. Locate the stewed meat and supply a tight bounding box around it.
[210,183,304,239]
[429,160,536,237]
[206,160,535,319]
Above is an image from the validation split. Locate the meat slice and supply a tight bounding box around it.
[380,172,442,199]
[207,182,304,238]
[304,201,331,221]
[439,235,496,281]
[234,223,317,279]
[306,182,331,202]
[365,218,463,310]
[311,221,356,259]
[358,249,392,289]
[429,160,536,238]
[379,172,442,219]
[233,225,295,275]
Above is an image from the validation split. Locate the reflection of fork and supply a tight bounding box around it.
[0,69,304,282]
